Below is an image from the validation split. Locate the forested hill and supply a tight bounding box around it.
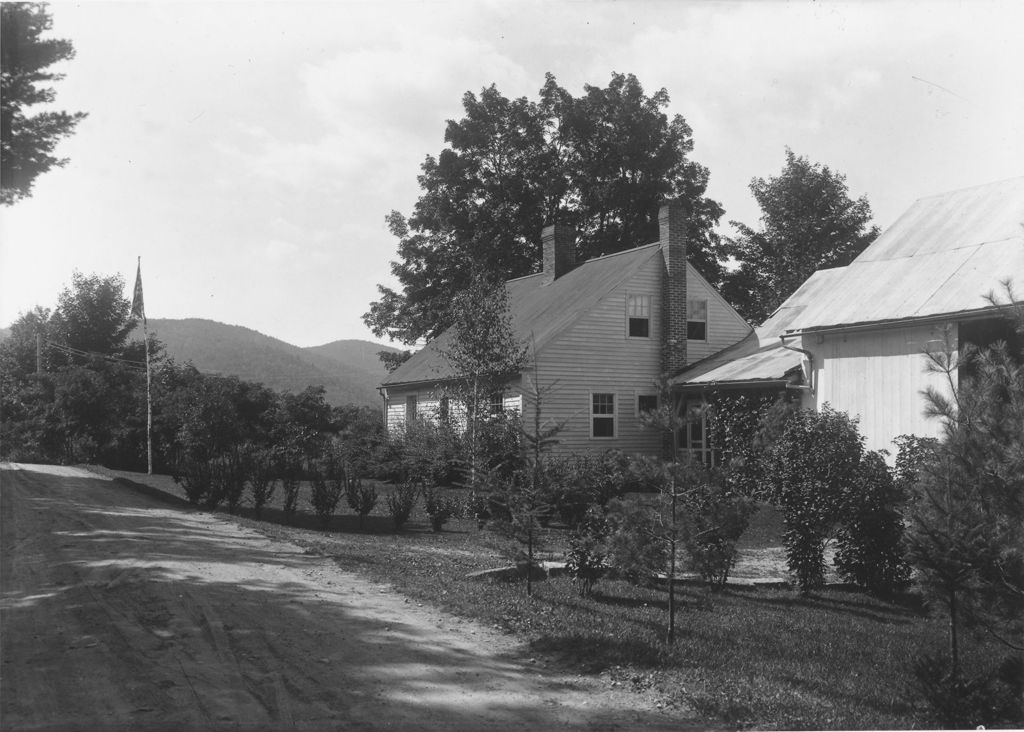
[138,318,396,407]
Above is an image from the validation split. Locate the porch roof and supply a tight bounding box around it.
[669,267,846,388]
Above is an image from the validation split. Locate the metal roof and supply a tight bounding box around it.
[784,176,1024,334]
[383,243,665,387]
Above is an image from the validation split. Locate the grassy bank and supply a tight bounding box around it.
[97,467,987,730]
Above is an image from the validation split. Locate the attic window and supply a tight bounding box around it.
[687,298,707,341]
[627,294,651,338]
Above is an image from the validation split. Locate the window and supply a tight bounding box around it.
[591,393,616,438]
[489,391,504,415]
[627,294,651,337]
[637,394,658,416]
[438,396,449,421]
[405,395,418,423]
[687,298,707,341]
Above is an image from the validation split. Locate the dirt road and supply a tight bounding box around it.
[1,463,701,731]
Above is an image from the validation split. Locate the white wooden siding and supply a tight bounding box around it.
[527,254,665,456]
[803,322,956,455]
[686,266,752,362]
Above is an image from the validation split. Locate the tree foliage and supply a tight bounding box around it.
[1,2,87,205]
[905,289,1024,689]
[365,72,725,344]
[762,405,865,592]
[721,149,879,324]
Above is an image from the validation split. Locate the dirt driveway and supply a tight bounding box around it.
[1,463,703,731]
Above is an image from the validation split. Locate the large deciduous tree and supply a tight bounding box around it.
[1,2,87,205]
[364,72,725,344]
[721,149,879,325]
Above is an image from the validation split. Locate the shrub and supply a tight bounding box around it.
[212,450,246,514]
[834,451,911,594]
[345,476,378,529]
[683,473,756,586]
[423,485,461,532]
[387,480,419,531]
[244,445,276,519]
[174,457,213,506]
[565,506,608,596]
[308,458,345,529]
[605,497,667,586]
[762,405,864,592]
[545,451,635,527]
[274,449,303,521]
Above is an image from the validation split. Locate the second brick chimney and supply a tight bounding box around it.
[541,224,577,284]
[659,200,687,373]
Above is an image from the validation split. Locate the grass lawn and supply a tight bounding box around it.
[96,468,997,730]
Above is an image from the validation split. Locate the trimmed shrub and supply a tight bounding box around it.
[244,445,276,519]
[345,476,378,529]
[387,481,418,531]
[175,457,213,506]
[423,485,461,532]
[308,458,345,529]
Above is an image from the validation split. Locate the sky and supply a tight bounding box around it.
[1,0,1022,348]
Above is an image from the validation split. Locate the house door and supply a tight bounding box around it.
[677,398,719,467]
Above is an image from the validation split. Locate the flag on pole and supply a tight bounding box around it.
[131,257,146,324]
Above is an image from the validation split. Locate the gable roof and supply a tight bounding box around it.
[784,176,1024,334]
[671,267,847,388]
[383,243,665,387]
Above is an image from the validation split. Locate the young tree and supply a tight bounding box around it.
[906,287,1024,691]
[721,149,879,324]
[364,72,724,344]
[1,2,87,205]
[440,272,529,487]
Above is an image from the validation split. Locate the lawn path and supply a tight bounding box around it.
[0,462,705,730]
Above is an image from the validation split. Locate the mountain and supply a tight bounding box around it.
[139,318,396,407]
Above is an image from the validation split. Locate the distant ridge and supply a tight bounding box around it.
[135,318,396,407]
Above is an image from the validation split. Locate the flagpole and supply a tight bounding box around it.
[145,307,152,475]
[134,256,153,475]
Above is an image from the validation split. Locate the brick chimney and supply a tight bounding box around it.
[659,200,687,373]
[541,224,576,284]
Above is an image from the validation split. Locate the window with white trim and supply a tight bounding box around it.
[488,391,504,415]
[626,294,651,337]
[591,393,616,438]
[687,298,708,341]
[405,395,417,424]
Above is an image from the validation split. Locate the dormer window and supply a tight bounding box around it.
[627,294,651,338]
[687,298,707,341]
